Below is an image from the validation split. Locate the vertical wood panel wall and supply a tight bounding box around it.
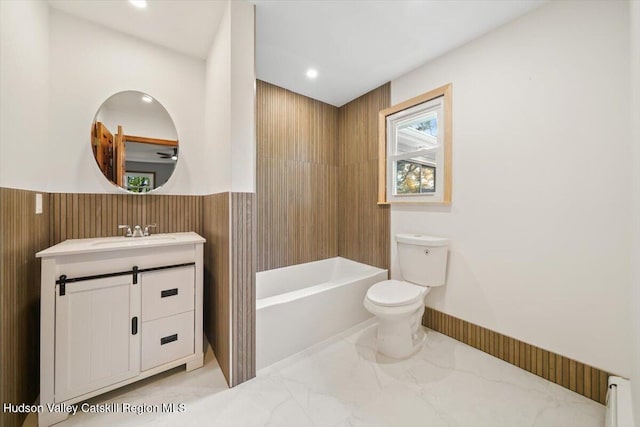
[230,193,256,385]
[202,192,231,384]
[337,84,391,269]
[202,192,256,387]
[424,308,611,405]
[48,193,203,244]
[256,80,339,272]
[0,188,49,427]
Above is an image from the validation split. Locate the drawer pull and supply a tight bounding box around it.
[160,334,178,345]
[161,288,179,298]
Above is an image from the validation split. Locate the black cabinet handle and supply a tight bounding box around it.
[132,317,138,335]
[160,334,178,345]
[59,275,67,296]
[161,288,179,298]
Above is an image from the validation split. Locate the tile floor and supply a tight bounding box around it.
[25,320,604,427]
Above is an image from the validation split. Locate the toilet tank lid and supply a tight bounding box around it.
[396,234,449,247]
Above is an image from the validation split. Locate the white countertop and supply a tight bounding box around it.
[36,232,206,258]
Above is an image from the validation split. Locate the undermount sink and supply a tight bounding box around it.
[90,235,177,247]
[36,232,205,257]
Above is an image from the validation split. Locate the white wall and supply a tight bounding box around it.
[204,2,232,194]
[48,10,206,194]
[629,0,640,422]
[390,0,632,376]
[2,2,255,196]
[204,1,256,194]
[230,1,256,193]
[0,0,50,191]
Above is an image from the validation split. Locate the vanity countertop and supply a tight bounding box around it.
[36,232,205,258]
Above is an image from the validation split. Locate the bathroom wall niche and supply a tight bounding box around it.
[91,91,179,193]
[378,84,452,204]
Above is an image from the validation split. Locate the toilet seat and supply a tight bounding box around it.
[366,280,425,307]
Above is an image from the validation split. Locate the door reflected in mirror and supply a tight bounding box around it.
[91,91,178,193]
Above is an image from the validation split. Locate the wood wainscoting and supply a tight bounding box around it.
[203,192,256,387]
[48,192,203,244]
[0,188,50,427]
[202,192,230,384]
[338,84,391,270]
[230,193,256,385]
[423,307,611,404]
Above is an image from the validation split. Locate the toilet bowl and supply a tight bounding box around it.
[364,280,430,358]
[364,234,449,359]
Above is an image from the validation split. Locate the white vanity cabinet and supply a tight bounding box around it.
[37,232,205,427]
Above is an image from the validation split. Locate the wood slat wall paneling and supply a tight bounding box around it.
[230,193,256,386]
[202,192,231,384]
[337,84,391,269]
[48,193,203,244]
[0,188,50,427]
[423,307,611,405]
[256,80,339,272]
[202,192,256,387]
[4,188,250,403]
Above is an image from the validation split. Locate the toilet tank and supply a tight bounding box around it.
[396,234,449,287]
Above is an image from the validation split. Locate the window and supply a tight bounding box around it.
[378,84,452,204]
[396,160,435,194]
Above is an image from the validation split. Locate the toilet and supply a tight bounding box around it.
[364,234,449,359]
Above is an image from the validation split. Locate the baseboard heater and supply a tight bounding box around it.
[606,376,635,427]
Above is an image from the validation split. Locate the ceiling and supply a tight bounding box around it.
[254,0,546,106]
[48,0,227,59]
[48,0,546,106]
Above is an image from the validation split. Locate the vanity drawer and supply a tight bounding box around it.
[141,311,194,371]
[141,266,194,321]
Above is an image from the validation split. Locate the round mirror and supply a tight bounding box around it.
[91,91,178,193]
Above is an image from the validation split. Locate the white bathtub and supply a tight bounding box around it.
[256,257,388,370]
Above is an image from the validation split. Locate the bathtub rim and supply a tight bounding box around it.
[257,269,388,310]
[256,257,388,309]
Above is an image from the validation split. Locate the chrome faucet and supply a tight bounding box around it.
[118,224,156,237]
[118,224,133,237]
[143,224,156,236]
[132,225,144,238]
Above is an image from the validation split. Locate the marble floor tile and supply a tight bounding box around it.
[24,320,605,427]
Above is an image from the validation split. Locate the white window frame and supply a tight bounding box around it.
[387,97,444,202]
[377,83,452,205]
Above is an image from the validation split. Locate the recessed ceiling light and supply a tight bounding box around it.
[306,68,318,79]
[171,155,178,161]
[141,95,153,103]
[129,0,147,9]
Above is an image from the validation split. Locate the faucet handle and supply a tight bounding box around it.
[118,224,132,237]
[143,224,157,236]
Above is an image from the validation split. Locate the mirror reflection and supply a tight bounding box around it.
[91,91,178,193]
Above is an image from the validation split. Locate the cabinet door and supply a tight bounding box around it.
[55,275,140,402]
